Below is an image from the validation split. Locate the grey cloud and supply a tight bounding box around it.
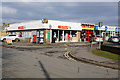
[1,2,118,26]
[2,0,120,2]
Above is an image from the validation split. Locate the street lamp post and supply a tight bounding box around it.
[98,22,103,50]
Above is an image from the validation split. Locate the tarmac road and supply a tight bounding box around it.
[2,45,119,78]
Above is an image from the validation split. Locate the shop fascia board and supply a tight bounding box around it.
[107,26,116,32]
[7,19,83,31]
[7,20,49,31]
[47,20,82,31]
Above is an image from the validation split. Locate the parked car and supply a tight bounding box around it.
[94,35,104,42]
[118,36,120,40]
[108,36,119,43]
[0,34,20,42]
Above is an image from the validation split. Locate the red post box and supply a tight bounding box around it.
[33,35,36,43]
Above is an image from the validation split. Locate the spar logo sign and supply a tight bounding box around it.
[69,26,71,29]
[58,25,71,29]
[18,26,26,30]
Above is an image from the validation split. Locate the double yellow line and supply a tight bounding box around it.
[64,51,77,62]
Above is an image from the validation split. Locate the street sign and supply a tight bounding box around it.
[105,26,107,31]
[95,26,98,30]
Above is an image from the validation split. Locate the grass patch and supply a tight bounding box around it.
[91,49,120,60]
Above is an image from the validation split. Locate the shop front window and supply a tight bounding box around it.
[71,31,77,42]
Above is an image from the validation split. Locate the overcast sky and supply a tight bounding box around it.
[0,2,118,26]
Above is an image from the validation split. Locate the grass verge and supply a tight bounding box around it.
[91,49,120,60]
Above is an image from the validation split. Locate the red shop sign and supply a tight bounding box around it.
[58,25,68,29]
[18,26,24,29]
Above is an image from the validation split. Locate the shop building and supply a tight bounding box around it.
[94,25,107,40]
[115,27,120,36]
[105,26,116,40]
[81,24,95,42]
[7,19,82,43]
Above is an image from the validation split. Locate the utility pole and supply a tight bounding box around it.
[98,22,103,50]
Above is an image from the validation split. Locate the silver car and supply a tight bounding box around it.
[108,36,119,43]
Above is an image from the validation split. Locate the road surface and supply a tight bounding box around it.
[2,45,118,78]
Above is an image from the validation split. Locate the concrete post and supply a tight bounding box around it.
[50,30,52,43]
[70,31,72,42]
[62,30,64,41]
[77,31,78,42]
[58,30,59,42]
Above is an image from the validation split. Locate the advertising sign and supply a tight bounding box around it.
[49,21,82,31]
[40,38,44,43]
[118,28,120,32]
[107,26,116,31]
[40,31,44,37]
[115,27,120,32]
[58,25,71,29]
[42,18,48,24]
[95,26,98,30]
[39,30,44,44]
[82,25,94,30]
[105,26,107,31]
[37,31,39,37]
[18,26,24,30]
[49,25,52,29]
[95,26,106,31]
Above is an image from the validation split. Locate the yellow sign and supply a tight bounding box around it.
[82,27,94,30]
[27,32,29,36]
[72,37,77,41]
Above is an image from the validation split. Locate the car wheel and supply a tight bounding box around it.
[101,42,103,44]
[15,38,19,42]
[2,38,6,42]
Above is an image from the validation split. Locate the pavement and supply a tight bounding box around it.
[67,48,119,69]
[71,47,112,62]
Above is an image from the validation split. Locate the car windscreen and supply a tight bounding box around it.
[9,35,16,36]
[112,36,118,38]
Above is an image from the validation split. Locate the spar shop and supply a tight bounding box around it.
[7,19,82,43]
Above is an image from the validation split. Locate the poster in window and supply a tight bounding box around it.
[40,38,44,43]
[40,31,44,37]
